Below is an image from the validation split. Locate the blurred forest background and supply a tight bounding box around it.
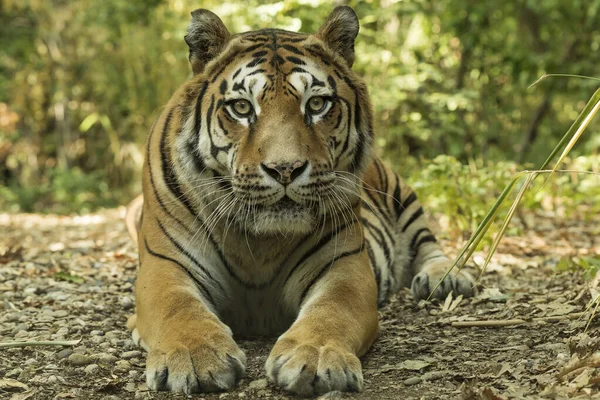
[1,0,600,228]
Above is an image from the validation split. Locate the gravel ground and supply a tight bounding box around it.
[1,209,599,400]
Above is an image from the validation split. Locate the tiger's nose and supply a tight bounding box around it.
[260,160,308,186]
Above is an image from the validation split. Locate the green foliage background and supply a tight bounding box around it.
[1,0,600,217]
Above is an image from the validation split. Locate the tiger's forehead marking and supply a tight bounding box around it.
[223,29,334,112]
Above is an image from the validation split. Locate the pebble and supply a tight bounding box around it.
[84,364,100,374]
[68,353,93,366]
[422,371,445,381]
[124,382,136,392]
[121,296,134,310]
[57,349,74,359]
[114,360,132,372]
[248,378,268,390]
[55,327,69,337]
[6,368,23,378]
[91,336,104,344]
[121,350,142,360]
[403,376,422,386]
[24,358,37,366]
[24,287,39,295]
[94,353,119,364]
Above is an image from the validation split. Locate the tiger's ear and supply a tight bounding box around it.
[184,9,230,75]
[316,6,359,67]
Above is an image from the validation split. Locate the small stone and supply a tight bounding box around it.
[422,371,445,381]
[57,349,74,359]
[15,330,29,338]
[0,378,29,392]
[55,327,69,336]
[6,368,23,378]
[114,360,131,372]
[121,350,142,360]
[248,378,268,390]
[121,297,134,310]
[91,336,104,344]
[84,364,100,374]
[24,287,39,296]
[53,310,68,318]
[68,353,93,366]
[47,375,58,384]
[403,376,422,386]
[24,358,37,365]
[94,353,119,364]
[124,382,136,392]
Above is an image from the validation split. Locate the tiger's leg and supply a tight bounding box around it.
[266,240,379,396]
[134,242,246,394]
[364,158,476,301]
[393,177,476,300]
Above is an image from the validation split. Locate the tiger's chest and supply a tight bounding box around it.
[202,240,302,337]
[218,285,295,337]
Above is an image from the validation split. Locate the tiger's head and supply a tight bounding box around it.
[175,6,373,236]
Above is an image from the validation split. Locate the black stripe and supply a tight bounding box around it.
[282,221,355,287]
[365,240,382,291]
[219,80,228,95]
[160,110,197,217]
[282,44,303,55]
[361,201,395,246]
[409,227,431,253]
[363,188,390,220]
[193,82,209,145]
[299,243,365,304]
[290,66,309,74]
[415,235,437,249]
[147,117,191,234]
[376,159,389,199]
[401,207,424,232]
[156,219,225,292]
[144,238,215,306]
[247,57,266,68]
[336,97,353,162]
[398,192,417,221]
[304,47,331,66]
[286,56,306,65]
[392,174,402,217]
[362,218,392,273]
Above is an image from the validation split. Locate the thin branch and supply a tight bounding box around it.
[451,312,587,328]
[0,339,81,348]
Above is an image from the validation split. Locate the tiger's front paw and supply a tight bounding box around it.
[145,321,246,394]
[411,261,476,301]
[266,336,363,397]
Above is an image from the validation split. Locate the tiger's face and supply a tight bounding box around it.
[177,11,373,235]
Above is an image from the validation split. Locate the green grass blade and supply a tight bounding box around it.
[528,74,600,90]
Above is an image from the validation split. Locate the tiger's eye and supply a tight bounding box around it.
[232,99,252,116]
[307,96,327,113]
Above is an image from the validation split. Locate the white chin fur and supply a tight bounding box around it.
[248,209,315,236]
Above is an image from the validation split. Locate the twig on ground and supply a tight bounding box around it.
[452,312,587,327]
[0,339,81,348]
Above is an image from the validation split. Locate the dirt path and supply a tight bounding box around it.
[1,210,599,400]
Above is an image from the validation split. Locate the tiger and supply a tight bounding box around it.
[124,6,475,397]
